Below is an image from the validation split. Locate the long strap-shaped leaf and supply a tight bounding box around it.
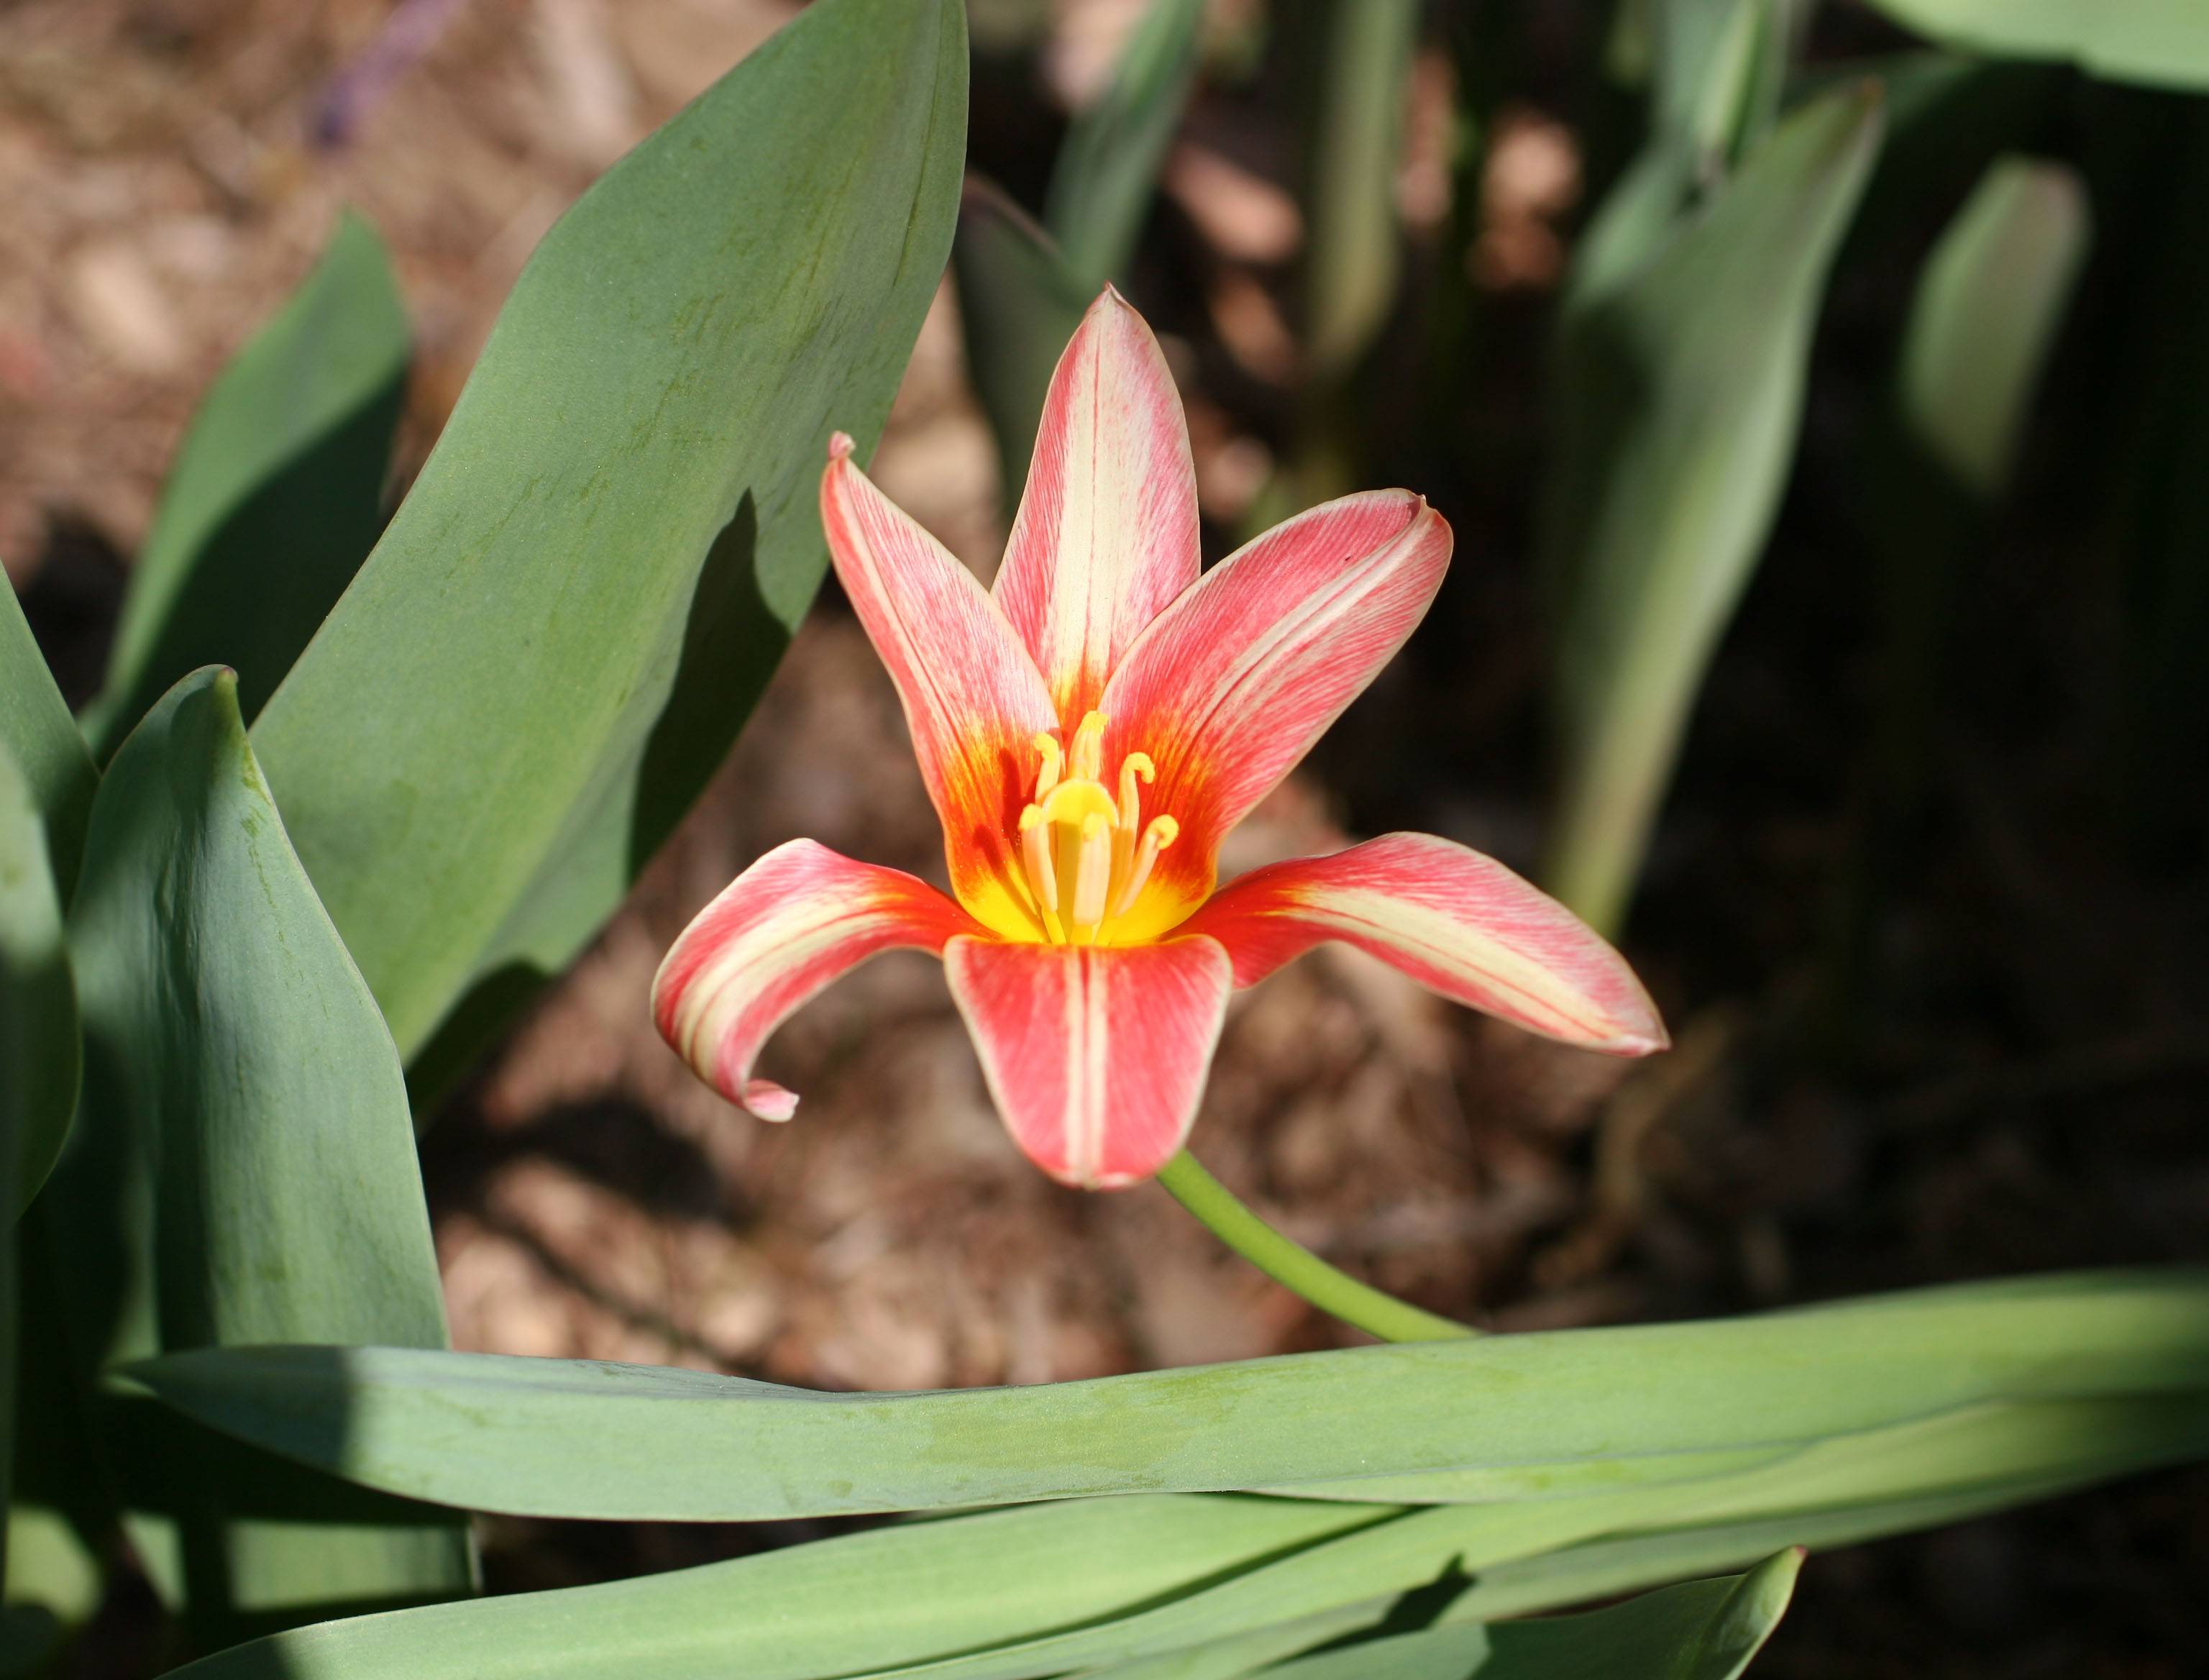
[249,0,968,1065]
[127,1268,2209,1521]
[60,669,470,1643]
[157,1390,2204,1680]
[1255,1548,1800,1680]
[1864,0,2209,93]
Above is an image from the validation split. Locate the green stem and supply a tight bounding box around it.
[1154,1151,1476,1343]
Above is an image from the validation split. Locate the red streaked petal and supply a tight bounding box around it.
[1098,491,1452,905]
[1179,833,1668,1056]
[943,934,1232,1189]
[994,288,1201,723]
[654,839,984,1120]
[821,437,1058,928]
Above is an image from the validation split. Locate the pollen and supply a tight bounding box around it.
[1017,711,1179,944]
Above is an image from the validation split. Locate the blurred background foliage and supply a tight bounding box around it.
[1,0,2205,1674]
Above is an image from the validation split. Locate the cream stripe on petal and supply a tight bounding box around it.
[1179,834,1667,1056]
[1097,492,1452,904]
[945,936,1232,1189]
[996,289,1201,722]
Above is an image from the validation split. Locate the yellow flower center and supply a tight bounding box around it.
[1017,711,1179,946]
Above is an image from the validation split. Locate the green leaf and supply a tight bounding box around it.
[952,181,1094,512]
[0,744,78,1218]
[1082,1398,2200,1680]
[64,668,470,1641]
[249,0,968,1062]
[1540,85,1883,934]
[1862,0,2209,92]
[1655,0,1791,175]
[1304,0,1422,376]
[0,577,96,900]
[128,1268,2209,1520]
[157,1390,2206,1680]
[1044,0,1207,288]
[81,214,408,762]
[1260,1550,1800,1680]
[165,1494,1386,1680]
[1899,156,2090,499]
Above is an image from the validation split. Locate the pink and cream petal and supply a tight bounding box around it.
[821,437,1060,931]
[943,934,1232,1189]
[1179,833,1668,1055]
[1097,491,1453,912]
[993,288,1202,724]
[654,839,987,1121]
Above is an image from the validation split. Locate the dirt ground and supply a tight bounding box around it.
[3,2,2204,1676]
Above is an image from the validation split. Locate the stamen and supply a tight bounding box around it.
[1019,805,1062,940]
[1017,721,1177,944]
[1110,816,1179,918]
[1069,711,1107,783]
[1070,812,1113,932]
[1031,732,1062,800]
[1116,752,1153,830]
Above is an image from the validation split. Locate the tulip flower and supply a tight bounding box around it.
[656,290,1666,1189]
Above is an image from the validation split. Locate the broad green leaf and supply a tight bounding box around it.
[128,1268,2209,1520]
[1899,156,2089,498]
[1863,0,2209,92]
[0,745,77,1218]
[81,215,408,762]
[250,0,968,1062]
[0,578,96,899]
[1261,1549,1799,1680]
[161,1391,2205,1680]
[1540,85,1883,934]
[1045,0,1207,287]
[65,668,470,1640]
[952,181,1093,512]
[1304,0,1422,376]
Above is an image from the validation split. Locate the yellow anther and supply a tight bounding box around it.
[1069,711,1108,782]
[1030,732,1062,800]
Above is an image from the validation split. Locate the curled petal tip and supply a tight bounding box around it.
[827,430,856,462]
[653,840,978,1130]
[741,1079,800,1122]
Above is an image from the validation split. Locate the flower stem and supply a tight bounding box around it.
[1153,1151,1476,1343]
